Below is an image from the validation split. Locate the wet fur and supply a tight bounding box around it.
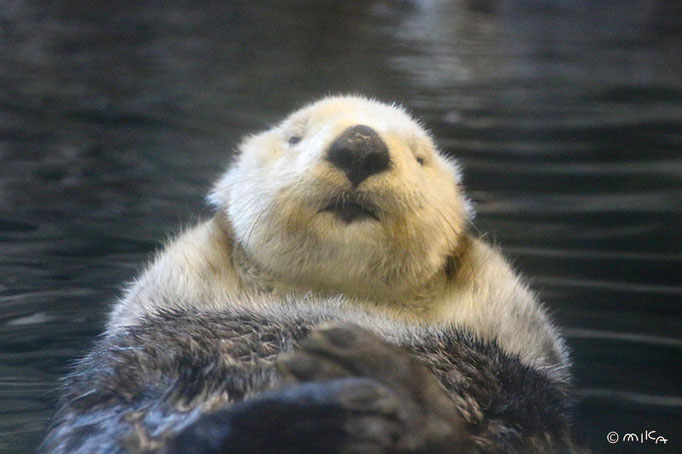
[42,96,578,452]
[44,304,576,453]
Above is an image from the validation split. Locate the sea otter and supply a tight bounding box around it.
[42,96,576,453]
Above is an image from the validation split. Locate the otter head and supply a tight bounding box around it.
[210,96,472,299]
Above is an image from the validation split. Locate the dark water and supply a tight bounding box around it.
[1,1,680,452]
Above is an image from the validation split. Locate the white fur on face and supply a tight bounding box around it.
[210,96,472,298]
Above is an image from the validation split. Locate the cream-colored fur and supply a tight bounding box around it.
[108,95,568,381]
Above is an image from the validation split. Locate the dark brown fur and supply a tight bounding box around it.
[42,305,578,453]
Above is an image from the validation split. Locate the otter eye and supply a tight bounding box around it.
[416,157,425,166]
[288,136,302,146]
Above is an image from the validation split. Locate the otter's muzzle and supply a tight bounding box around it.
[326,125,390,187]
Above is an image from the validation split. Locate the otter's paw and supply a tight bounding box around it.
[277,323,473,453]
[166,378,403,454]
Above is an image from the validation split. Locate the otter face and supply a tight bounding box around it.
[210,96,471,298]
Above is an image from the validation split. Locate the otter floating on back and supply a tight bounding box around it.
[42,96,577,453]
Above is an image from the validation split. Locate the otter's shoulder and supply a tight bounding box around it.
[107,216,238,331]
[437,235,570,381]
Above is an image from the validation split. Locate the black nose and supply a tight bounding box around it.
[326,125,390,187]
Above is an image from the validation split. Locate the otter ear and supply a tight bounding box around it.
[207,132,265,210]
[462,194,475,221]
[442,156,476,221]
[206,171,232,210]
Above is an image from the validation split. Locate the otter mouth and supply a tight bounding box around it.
[320,196,380,223]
